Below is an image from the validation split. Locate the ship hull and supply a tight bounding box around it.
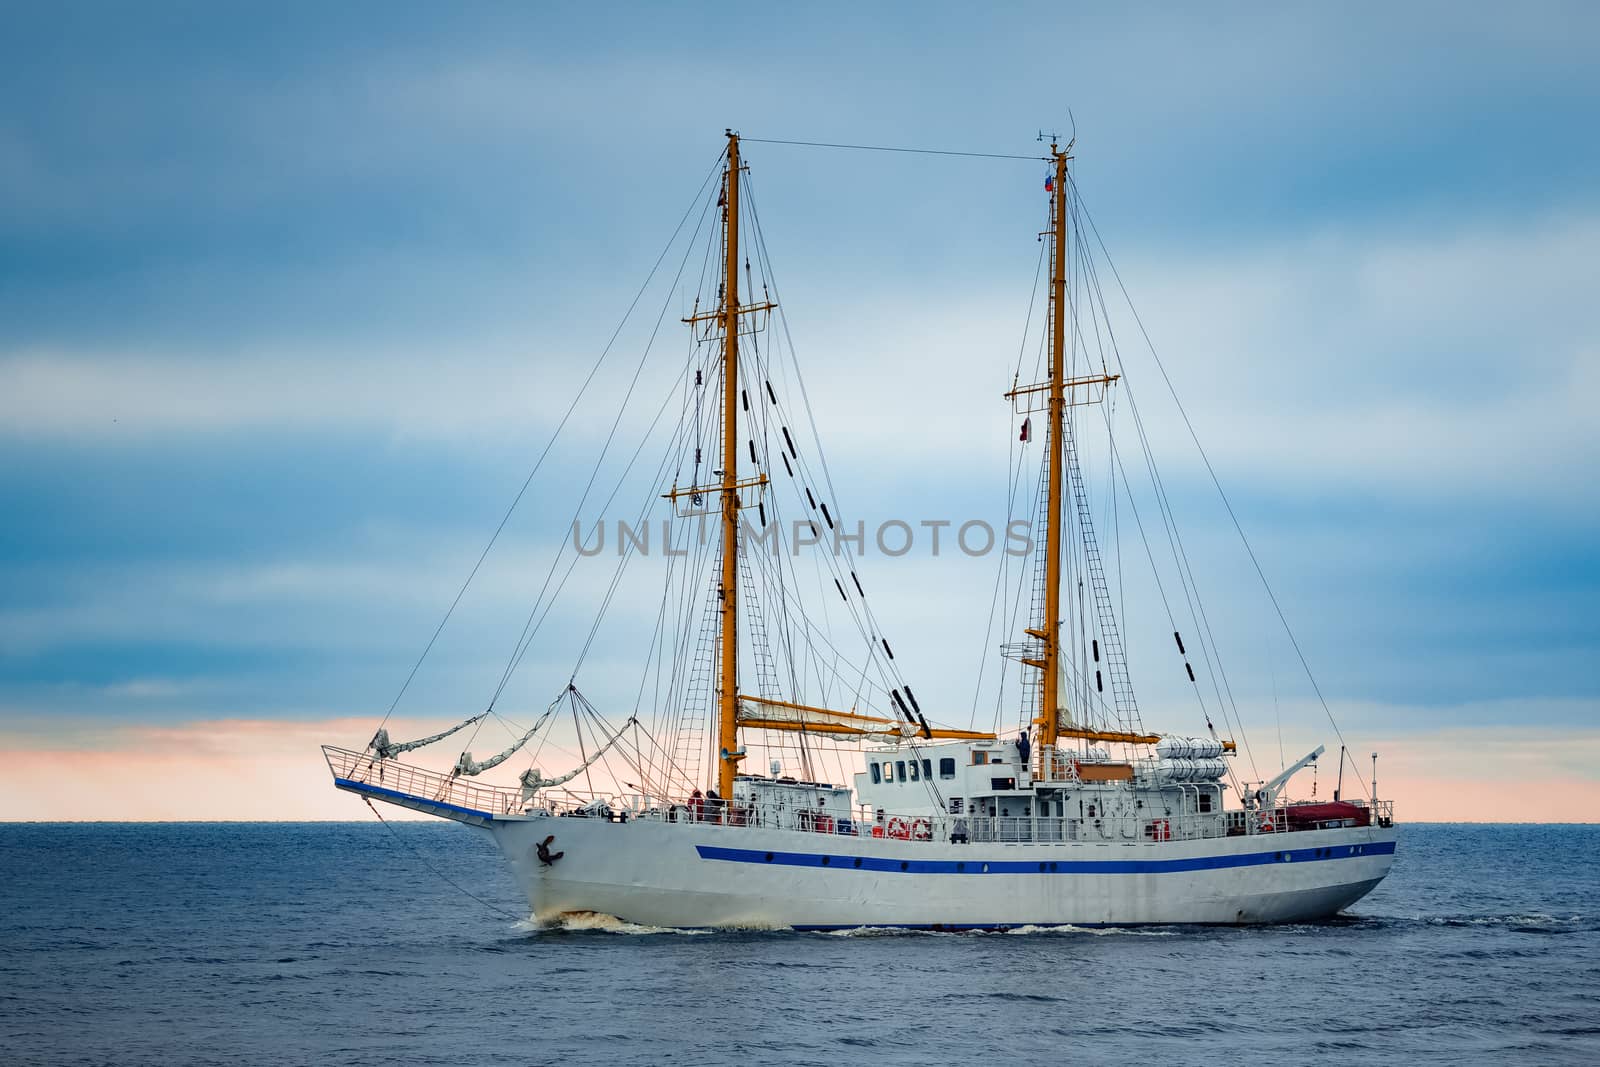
[483,815,1396,929]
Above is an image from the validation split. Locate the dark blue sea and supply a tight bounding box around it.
[2,823,1596,1065]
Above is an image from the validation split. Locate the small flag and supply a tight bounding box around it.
[1044,175,1054,192]
[1019,416,1032,442]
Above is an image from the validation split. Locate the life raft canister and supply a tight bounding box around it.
[814,814,835,834]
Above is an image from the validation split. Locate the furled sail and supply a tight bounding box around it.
[518,716,638,801]
[452,708,555,777]
[736,696,995,742]
[1058,649,1077,729]
[369,713,486,760]
[736,695,912,738]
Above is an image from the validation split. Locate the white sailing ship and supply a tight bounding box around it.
[325,132,1397,929]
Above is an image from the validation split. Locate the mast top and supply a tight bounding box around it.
[1038,129,1075,162]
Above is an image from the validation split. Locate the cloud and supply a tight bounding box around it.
[9,207,1597,515]
[0,717,434,821]
[2,712,1593,823]
[0,340,613,439]
[3,4,1598,819]
[1111,213,1600,500]
[1264,720,1600,824]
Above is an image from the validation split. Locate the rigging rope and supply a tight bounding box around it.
[362,797,522,921]
[973,234,1049,728]
[1066,189,1241,752]
[369,713,485,760]
[742,175,905,698]
[742,136,1045,162]
[480,158,723,721]
[1070,176,1361,792]
[372,148,727,737]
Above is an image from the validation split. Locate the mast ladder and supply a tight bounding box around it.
[672,571,722,789]
[1063,414,1140,730]
[1020,438,1052,729]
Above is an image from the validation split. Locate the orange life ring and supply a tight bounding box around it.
[910,818,933,841]
[887,816,911,841]
[1259,817,1276,833]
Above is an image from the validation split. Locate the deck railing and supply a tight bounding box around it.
[324,745,527,817]
[327,746,1395,840]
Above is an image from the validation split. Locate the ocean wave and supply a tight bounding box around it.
[819,926,937,938]
[529,911,718,935]
[1423,913,1586,930]
[1003,923,1180,937]
[817,923,1180,938]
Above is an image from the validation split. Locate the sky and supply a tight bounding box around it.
[3,2,1598,822]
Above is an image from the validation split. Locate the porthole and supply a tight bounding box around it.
[853,857,862,869]
[900,860,909,872]
[956,862,966,872]
[1038,862,1047,872]
[981,863,989,873]
[764,852,774,862]
[821,855,830,866]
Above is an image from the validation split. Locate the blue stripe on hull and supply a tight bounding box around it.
[791,922,1126,931]
[695,839,1394,874]
[333,777,495,822]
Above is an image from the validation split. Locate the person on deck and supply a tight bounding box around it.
[688,788,704,822]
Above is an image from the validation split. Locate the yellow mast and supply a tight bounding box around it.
[1034,144,1070,773]
[715,131,743,798]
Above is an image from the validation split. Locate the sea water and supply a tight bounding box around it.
[1,823,1596,1065]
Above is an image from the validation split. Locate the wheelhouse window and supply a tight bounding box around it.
[939,758,956,779]
[908,760,920,782]
[922,759,932,780]
[870,764,882,785]
[972,751,988,765]
[881,761,893,782]
[895,760,907,782]
[1199,791,1213,813]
